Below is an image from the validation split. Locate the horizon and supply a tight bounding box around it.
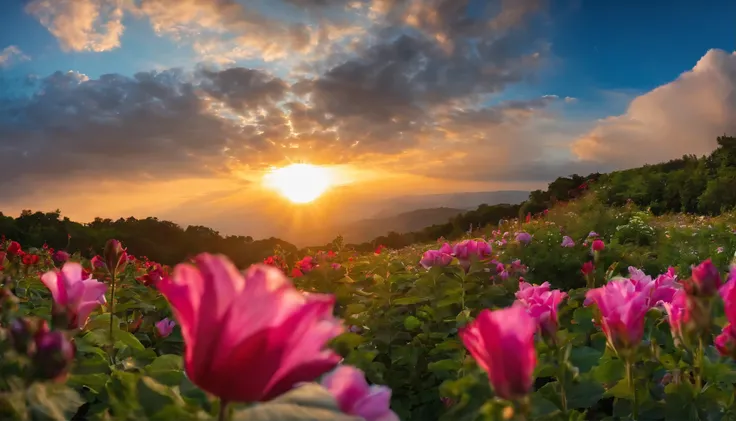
[1,0,735,243]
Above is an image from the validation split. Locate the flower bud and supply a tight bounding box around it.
[10,318,48,355]
[33,330,75,382]
[104,239,127,274]
[689,259,722,297]
[52,250,70,265]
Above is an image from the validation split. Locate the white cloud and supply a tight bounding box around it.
[0,46,30,67]
[572,49,736,166]
[25,0,124,52]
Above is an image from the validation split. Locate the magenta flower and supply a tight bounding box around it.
[591,239,605,252]
[515,281,567,337]
[662,289,688,343]
[452,240,492,270]
[155,318,176,338]
[716,324,736,358]
[561,236,575,247]
[40,263,107,329]
[438,242,453,255]
[459,303,537,400]
[419,250,452,269]
[52,250,70,264]
[690,258,722,296]
[585,279,649,352]
[158,254,343,402]
[627,266,680,307]
[321,365,399,421]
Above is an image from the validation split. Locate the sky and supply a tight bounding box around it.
[0,0,735,243]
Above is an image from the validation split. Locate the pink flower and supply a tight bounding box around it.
[627,267,680,307]
[157,254,343,403]
[155,318,176,338]
[452,240,492,270]
[419,250,452,269]
[40,263,107,329]
[561,236,575,247]
[297,256,316,273]
[515,281,567,337]
[591,239,605,252]
[438,242,453,255]
[515,232,532,244]
[689,258,721,296]
[581,261,595,275]
[52,250,70,264]
[585,279,649,352]
[459,303,537,400]
[322,366,399,421]
[662,289,688,343]
[716,324,736,358]
[331,263,342,270]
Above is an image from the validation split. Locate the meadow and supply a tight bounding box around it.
[3,193,736,421]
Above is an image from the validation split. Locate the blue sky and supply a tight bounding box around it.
[0,0,734,238]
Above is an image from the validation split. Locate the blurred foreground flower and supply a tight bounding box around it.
[158,254,344,403]
[322,365,399,421]
[459,303,536,400]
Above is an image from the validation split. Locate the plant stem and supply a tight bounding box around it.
[517,396,531,421]
[695,336,704,391]
[626,359,638,421]
[557,347,568,414]
[218,400,229,421]
[109,271,116,341]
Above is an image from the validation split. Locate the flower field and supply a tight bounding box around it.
[3,194,736,420]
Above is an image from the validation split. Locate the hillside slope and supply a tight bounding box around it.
[337,207,465,243]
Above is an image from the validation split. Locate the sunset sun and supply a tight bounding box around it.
[263,163,334,203]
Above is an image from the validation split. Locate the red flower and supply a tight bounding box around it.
[7,241,22,256]
[22,254,39,266]
[291,268,304,278]
[581,261,595,275]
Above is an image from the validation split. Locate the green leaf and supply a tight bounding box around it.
[403,316,422,331]
[569,346,602,373]
[26,383,83,421]
[114,329,145,351]
[567,379,605,409]
[530,392,560,418]
[232,384,363,421]
[137,376,188,419]
[427,359,462,373]
[393,296,428,305]
[605,379,633,399]
[145,354,184,386]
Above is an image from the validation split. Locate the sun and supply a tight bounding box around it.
[263,163,334,203]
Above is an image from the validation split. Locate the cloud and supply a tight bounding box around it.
[573,49,736,167]
[25,0,124,52]
[0,46,30,67]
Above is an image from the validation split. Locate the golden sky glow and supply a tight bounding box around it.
[263,163,335,203]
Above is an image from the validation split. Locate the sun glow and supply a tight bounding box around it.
[263,163,334,203]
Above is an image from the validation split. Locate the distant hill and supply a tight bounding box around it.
[370,191,529,218]
[337,207,466,243]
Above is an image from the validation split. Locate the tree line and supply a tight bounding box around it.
[2,135,731,265]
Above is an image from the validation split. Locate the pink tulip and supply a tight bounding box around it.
[515,281,567,337]
[419,250,452,269]
[155,318,176,338]
[322,366,399,421]
[459,303,536,400]
[40,263,107,329]
[157,254,343,403]
[585,279,649,352]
